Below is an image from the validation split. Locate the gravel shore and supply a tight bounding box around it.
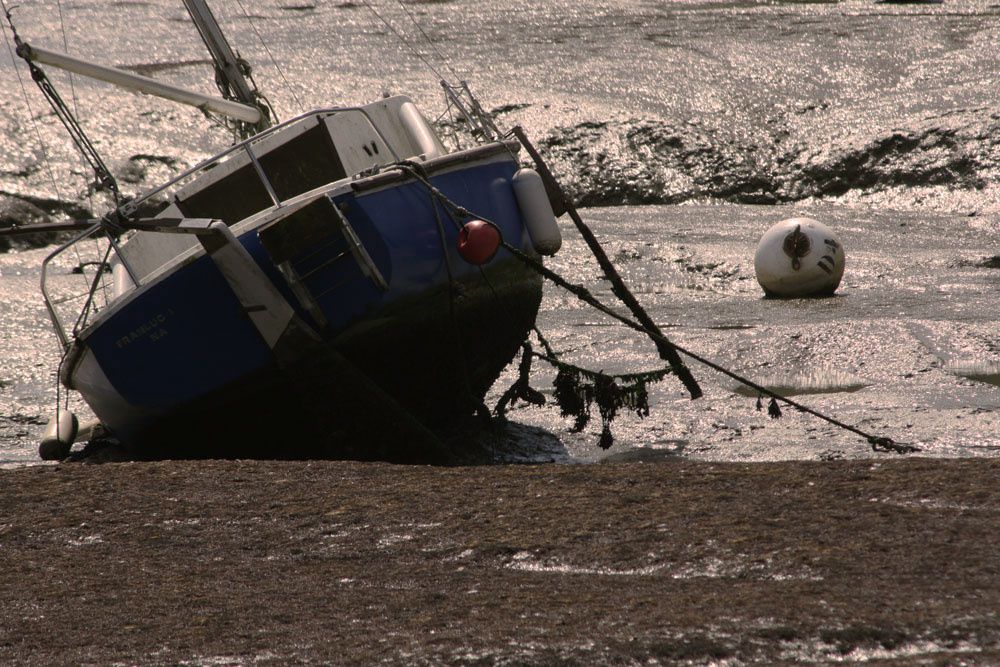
[2,457,999,665]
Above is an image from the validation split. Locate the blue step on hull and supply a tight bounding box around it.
[68,151,543,459]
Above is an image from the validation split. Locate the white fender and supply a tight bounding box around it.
[398,101,444,160]
[513,168,561,255]
[754,217,845,297]
[111,258,136,298]
[39,410,78,460]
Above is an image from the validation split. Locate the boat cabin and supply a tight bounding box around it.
[114,96,445,288]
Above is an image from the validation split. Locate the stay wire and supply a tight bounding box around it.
[5,4,116,340]
[4,0,99,305]
[392,0,461,81]
[1,1,63,201]
[71,240,114,338]
[53,0,100,293]
[360,0,446,81]
[233,0,301,114]
[54,0,78,118]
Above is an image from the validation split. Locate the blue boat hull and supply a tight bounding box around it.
[70,152,544,458]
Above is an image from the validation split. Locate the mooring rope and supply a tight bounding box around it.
[499,244,917,454]
[389,161,918,455]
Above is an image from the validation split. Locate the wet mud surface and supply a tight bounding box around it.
[3,457,1000,665]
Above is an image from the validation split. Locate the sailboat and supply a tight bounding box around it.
[5,1,563,461]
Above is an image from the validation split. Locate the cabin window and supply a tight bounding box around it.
[177,122,347,225]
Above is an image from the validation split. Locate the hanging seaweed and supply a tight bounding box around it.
[588,372,665,448]
[493,344,547,420]
[623,377,652,419]
[553,366,592,431]
[753,393,783,419]
[493,338,672,449]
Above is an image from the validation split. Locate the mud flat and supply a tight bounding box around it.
[2,457,1000,665]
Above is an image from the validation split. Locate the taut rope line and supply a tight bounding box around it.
[389,156,919,456]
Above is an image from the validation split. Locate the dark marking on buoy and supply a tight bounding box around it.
[362,144,372,156]
[371,141,380,154]
[782,224,810,271]
[824,238,840,250]
[817,255,835,274]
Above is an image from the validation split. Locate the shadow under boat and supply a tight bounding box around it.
[67,417,571,466]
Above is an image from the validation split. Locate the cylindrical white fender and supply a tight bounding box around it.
[38,410,78,460]
[398,101,444,160]
[513,168,561,255]
[754,217,845,297]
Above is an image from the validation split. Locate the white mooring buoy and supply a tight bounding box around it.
[754,217,845,297]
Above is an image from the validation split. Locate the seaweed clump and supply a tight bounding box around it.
[495,343,671,450]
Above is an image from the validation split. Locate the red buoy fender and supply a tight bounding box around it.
[457,219,501,265]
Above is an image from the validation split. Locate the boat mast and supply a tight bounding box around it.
[181,0,274,138]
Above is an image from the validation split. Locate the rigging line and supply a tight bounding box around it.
[53,0,94,281]
[360,0,446,81]
[54,0,79,118]
[444,101,463,150]
[0,2,64,201]
[392,0,461,81]
[232,0,302,114]
[55,0,93,214]
[26,61,122,202]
